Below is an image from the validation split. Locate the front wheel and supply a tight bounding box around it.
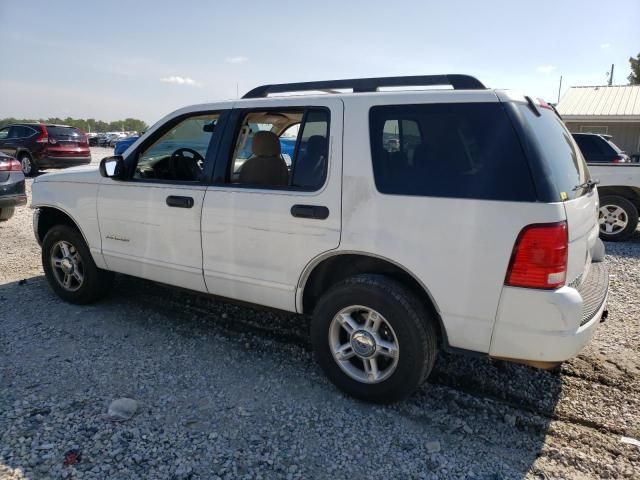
[311,274,438,403]
[598,195,638,242]
[42,225,114,304]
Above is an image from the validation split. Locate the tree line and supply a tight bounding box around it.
[0,117,148,133]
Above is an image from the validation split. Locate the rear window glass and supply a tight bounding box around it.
[46,126,84,139]
[369,103,536,201]
[516,105,590,199]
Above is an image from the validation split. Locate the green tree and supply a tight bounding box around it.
[629,52,640,85]
[0,117,148,133]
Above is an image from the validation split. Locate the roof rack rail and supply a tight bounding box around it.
[242,74,485,99]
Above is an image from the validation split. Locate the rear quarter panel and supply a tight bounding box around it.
[339,93,567,353]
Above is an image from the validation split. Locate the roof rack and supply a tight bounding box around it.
[242,74,485,99]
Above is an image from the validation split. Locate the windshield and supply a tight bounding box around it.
[516,104,590,200]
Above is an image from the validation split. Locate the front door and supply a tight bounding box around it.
[201,98,343,311]
[97,109,227,292]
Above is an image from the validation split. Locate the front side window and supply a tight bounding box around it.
[370,103,536,201]
[229,108,329,190]
[0,127,9,140]
[133,113,219,182]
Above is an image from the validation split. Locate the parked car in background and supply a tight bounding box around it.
[87,133,99,146]
[31,75,609,403]
[0,123,91,176]
[114,136,140,155]
[568,133,639,241]
[0,152,27,221]
[572,133,631,164]
[108,134,127,148]
[586,163,640,241]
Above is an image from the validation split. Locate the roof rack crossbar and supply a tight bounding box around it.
[242,74,485,99]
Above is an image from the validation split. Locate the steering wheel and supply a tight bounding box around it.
[169,148,204,181]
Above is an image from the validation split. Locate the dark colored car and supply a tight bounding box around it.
[0,123,91,176]
[0,153,27,222]
[88,134,100,147]
[572,133,630,164]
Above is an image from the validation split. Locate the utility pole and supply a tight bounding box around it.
[557,75,563,104]
[608,64,614,86]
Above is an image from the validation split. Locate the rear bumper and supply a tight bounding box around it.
[0,193,27,208]
[489,262,609,364]
[0,178,27,207]
[37,156,91,168]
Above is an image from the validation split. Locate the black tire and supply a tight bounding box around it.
[599,195,639,242]
[311,274,438,403]
[0,207,15,222]
[19,153,38,177]
[42,225,114,304]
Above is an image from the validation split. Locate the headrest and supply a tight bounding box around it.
[306,135,327,155]
[252,131,281,157]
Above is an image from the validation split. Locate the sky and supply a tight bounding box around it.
[0,0,638,124]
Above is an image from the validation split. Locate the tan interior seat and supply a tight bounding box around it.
[238,131,289,186]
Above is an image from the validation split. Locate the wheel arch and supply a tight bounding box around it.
[598,186,640,212]
[34,205,90,248]
[297,251,446,345]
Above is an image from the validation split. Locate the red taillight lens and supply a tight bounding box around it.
[36,125,48,143]
[505,222,568,290]
[0,157,22,171]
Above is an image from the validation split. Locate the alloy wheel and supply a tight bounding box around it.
[50,240,84,292]
[21,156,32,175]
[599,205,628,235]
[328,305,400,384]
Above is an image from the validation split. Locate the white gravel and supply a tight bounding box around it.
[0,153,639,479]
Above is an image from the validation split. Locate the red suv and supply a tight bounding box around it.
[0,123,91,176]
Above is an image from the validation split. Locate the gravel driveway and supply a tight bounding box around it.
[1,151,639,479]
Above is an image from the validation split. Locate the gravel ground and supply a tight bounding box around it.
[1,150,639,479]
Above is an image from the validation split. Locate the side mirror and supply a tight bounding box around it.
[99,156,125,179]
[202,123,216,133]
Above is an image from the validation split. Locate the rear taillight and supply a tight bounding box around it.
[0,157,22,171]
[36,125,48,143]
[505,222,568,290]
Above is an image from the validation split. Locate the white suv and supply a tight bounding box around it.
[32,75,609,403]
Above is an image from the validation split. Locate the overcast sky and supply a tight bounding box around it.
[1,0,638,124]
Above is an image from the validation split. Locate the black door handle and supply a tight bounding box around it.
[291,204,329,220]
[166,195,194,208]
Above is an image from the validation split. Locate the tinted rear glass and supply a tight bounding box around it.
[369,103,536,201]
[516,105,590,199]
[46,126,84,140]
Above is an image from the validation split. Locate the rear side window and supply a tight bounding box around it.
[516,105,590,199]
[46,126,84,139]
[573,135,614,157]
[369,103,536,201]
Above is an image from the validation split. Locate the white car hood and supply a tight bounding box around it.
[34,165,101,184]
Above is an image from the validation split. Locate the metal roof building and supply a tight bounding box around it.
[557,85,640,156]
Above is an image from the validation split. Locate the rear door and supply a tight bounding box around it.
[201,97,343,311]
[514,102,598,283]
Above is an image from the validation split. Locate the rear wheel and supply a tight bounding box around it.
[311,274,438,403]
[20,153,37,177]
[42,225,114,304]
[598,195,638,242]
